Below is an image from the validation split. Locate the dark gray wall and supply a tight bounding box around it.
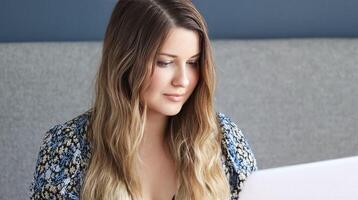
[1,0,358,42]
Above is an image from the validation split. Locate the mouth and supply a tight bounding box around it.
[164,93,185,97]
[163,93,185,102]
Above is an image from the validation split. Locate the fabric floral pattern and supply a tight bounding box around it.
[29,110,257,200]
[217,113,258,199]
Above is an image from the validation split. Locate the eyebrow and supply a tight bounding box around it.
[159,52,200,58]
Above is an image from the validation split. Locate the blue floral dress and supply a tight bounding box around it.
[29,110,257,199]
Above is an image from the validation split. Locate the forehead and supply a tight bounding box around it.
[158,27,201,58]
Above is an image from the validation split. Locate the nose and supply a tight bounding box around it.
[172,63,190,88]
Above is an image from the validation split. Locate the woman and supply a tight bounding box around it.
[29,0,257,199]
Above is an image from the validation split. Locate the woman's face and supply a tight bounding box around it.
[141,27,200,116]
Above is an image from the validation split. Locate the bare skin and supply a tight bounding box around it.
[138,27,200,200]
[138,135,178,200]
[138,109,177,200]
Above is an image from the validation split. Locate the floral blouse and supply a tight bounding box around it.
[29,110,258,200]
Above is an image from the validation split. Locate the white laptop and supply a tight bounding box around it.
[239,156,358,200]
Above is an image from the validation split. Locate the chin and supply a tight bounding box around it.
[163,108,182,116]
[147,101,185,116]
[156,105,183,116]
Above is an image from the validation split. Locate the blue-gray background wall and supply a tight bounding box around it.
[1,0,358,42]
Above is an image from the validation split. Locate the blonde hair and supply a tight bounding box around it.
[81,0,231,199]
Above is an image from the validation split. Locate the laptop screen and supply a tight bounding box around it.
[239,156,358,200]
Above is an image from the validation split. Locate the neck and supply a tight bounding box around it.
[141,109,169,151]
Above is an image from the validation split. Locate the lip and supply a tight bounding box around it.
[164,93,185,97]
[164,93,185,102]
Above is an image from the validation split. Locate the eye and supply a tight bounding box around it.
[156,61,172,67]
[188,60,199,67]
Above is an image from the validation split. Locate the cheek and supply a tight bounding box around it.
[146,70,170,95]
[190,69,200,88]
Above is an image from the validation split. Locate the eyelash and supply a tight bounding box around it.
[156,61,199,67]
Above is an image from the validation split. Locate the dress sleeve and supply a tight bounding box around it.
[218,113,258,197]
[29,124,84,200]
[226,119,258,173]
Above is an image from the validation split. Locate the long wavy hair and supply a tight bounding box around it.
[81,0,231,199]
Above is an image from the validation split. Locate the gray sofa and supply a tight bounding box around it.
[1,39,357,199]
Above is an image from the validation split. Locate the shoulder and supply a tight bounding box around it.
[29,110,92,199]
[216,112,258,197]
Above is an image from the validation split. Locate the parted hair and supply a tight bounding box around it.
[81,0,231,199]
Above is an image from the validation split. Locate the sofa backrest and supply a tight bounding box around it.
[0,39,357,199]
